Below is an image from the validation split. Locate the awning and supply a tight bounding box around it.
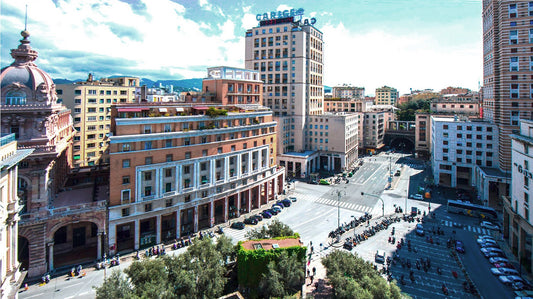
[118,108,144,112]
[193,106,209,110]
[159,108,168,112]
[175,108,184,112]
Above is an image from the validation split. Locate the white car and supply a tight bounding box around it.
[491,267,519,276]
[499,275,524,286]
[489,257,509,264]
[481,221,500,230]
[410,194,423,200]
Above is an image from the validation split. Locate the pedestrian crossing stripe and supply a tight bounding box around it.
[441,220,490,235]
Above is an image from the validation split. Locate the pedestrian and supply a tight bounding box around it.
[310,275,314,283]
[311,246,314,254]
[312,267,316,276]
[307,269,310,277]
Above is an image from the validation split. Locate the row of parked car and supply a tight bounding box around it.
[230,197,297,230]
[477,234,531,291]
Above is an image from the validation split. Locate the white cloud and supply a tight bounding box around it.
[199,0,212,11]
[322,22,482,94]
[242,6,258,30]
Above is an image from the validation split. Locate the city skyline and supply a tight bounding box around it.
[1,0,482,95]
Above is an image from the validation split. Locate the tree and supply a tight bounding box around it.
[258,251,305,298]
[322,250,403,299]
[245,220,295,240]
[124,259,172,298]
[93,270,133,299]
[216,234,237,265]
[396,99,432,121]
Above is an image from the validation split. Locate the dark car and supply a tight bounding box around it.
[455,240,465,253]
[273,202,284,209]
[261,211,272,218]
[230,222,245,230]
[252,214,263,221]
[281,199,291,207]
[267,208,279,215]
[343,241,353,250]
[244,217,258,225]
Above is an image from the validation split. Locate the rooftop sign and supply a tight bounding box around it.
[256,8,304,21]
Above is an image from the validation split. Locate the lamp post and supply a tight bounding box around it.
[388,155,393,189]
[361,192,384,217]
[332,187,346,229]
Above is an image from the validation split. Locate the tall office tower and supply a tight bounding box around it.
[375,86,399,106]
[245,12,324,155]
[482,0,533,172]
[58,75,140,167]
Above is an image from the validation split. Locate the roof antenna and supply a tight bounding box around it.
[24,4,28,31]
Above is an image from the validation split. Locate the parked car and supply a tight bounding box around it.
[281,199,292,207]
[484,249,506,258]
[499,275,525,286]
[273,202,284,209]
[489,257,509,264]
[415,224,424,236]
[319,179,331,185]
[251,214,263,221]
[375,250,386,263]
[410,194,423,200]
[230,222,245,230]
[491,267,519,276]
[477,235,495,244]
[289,196,297,202]
[244,217,258,225]
[261,211,272,219]
[271,206,282,213]
[493,262,515,269]
[455,240,465,253]
[481,221,500,230]
[394,170,401,176]
[267,208,279,215]
[480,241,499,249]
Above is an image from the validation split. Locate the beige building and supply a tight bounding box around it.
[58,75,140,167]
[324,98,373,113]
[332,85,364,99]
[0,134,33,297]
[375,86,399,106]
[430,93,480,115]
[244,14,324,155]
[362,110,392,154]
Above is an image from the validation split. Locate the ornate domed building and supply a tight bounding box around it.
[1,30,106,278]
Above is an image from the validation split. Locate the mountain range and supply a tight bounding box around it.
[53,77,203,91]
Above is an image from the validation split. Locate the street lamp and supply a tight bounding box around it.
[361,192,384,217]
[331,187,346,229]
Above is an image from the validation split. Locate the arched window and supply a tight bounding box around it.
[5,91,27,105]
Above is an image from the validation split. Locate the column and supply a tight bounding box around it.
[156,215,161,244]
[236,154,242,177]
[134,219,140,250]
[177,165,182,192]
[248,189,252,212]
[210,160,216,185]
[155,168,161,198]
[248,151,253,173]
[224,197,229,222]
[257,186,262,209]
[176,210,181,238]
[193,162,199,189]
[236,193,241,217]
[257,150,262,170]
[210,200,215,227]
[193,206,198,233]
[224,156,230,182]
[266,181,270,202]
[97,232,103,259]
[48,242,54,272]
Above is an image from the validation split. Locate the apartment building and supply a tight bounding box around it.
[375,86,399,106]
[362,110,389,154]
[59,75,140,167]
[107,103,284,253]
[482,0,533,172]
[440,86,471,95]
[332,85,365,99]
[0,134,33,297]
[324,98,373,113]
[431,117,499,189]
[503,119,533,273]
[244,10,324,155]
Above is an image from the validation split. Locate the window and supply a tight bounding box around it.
[510,30,518,45]
[202,150,208,156]
[122,176,130,185]
[165,182,172,192]
[144,186,152,196]
[145,156,152,164]
[145,203,152,212]
[510,57,519,71]
[185,152,191,159]
[164,124,172,132]
[144,172,152,181]
[165,139,172,147]
[121,190,130,202]
[166,154,173,162]
[144,141,152,150]
[121,208,130,217]
[144,125,152,134]
[122,159,130,168]
[122,143,131,152]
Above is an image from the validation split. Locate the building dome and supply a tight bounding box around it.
[0,30,57,105]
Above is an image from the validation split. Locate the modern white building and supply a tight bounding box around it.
[500,119,533,273]
[432,116,499,189]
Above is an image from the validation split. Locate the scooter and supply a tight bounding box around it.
[442,284,449,295]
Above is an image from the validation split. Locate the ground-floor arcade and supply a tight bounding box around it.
[109,173,284,255]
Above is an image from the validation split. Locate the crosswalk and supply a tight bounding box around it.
[440,220,491,235]
[293,191,374,213]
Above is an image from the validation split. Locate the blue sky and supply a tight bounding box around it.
[1,0,482,95]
